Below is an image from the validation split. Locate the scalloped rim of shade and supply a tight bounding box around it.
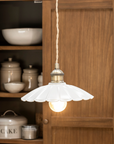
[21,82,94,102]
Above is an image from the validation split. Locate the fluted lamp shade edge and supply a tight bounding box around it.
[21,82,94,102]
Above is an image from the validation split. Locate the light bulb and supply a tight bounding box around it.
[49,101,67,112]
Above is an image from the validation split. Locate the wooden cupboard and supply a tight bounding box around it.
[0,1,43,144]
[43,0,113,144]
[0,0,113,144]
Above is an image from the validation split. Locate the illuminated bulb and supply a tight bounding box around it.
[49,101,67,112]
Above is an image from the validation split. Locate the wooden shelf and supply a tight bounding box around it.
[0,46,42,50]
[0,139,43,144]
[0,92,27,98]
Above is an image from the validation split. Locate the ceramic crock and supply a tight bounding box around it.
[0,58,21,91]
[38,72,43,87]
[0,110,27,139]
[22,65,38,92]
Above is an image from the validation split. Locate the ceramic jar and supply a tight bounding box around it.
[38,72,43,87]
[22,65,38,92]
[0,58,21,91]
[21,125,38,140]
[0,110,27,139]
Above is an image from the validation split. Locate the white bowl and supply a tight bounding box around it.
[4,82,25,93]
[2,28,42,45]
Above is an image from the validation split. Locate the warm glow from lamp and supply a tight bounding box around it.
[49,101,67,112]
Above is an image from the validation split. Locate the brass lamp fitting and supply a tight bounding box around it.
[51,63,64,83]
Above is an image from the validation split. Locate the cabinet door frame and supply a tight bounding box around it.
[43,2,52,144]
[43,1,114,144]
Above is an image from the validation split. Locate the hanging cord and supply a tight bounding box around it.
[55,0,59,68]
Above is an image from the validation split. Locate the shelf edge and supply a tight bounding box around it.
[0,46,42,50]
[0,139,43,144]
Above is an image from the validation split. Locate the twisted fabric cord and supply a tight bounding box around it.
[56,0,59,64]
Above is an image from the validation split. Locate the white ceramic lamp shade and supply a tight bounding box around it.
[21,82,94,102]
[21,0,94,112]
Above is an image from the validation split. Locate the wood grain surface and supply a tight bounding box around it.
[52,9,113,118]
[43,2,52,144]
[51,117,113,128]
[52,0,112,3]
[113,0,114,144]
[51,1,113,9]
[44,6,113,144]
[52,128,112,144]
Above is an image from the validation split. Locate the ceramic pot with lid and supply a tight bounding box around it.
[0,110,27,139]
[0,58,21,91]
[22,65,38,92]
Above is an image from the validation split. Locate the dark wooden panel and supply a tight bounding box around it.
[51,9,113,117]
[36,113,43,138]
[0,98,36,124]
[51,117,113,128]
[52,128,112,144]
[0,2,42,46]
[0,50,42,70]
[51,1,112,9]
[0,2,42,29]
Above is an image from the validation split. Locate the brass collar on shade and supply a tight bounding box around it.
[51,65,64,83]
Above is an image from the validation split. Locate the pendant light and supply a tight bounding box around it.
[21,0,94,112]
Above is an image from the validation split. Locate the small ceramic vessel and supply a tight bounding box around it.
[22,65,38,92]
[0,58,21,91]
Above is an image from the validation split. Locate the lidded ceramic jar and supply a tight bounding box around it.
[0,110,27,139]
[0,58,21,91]
[22,65,38,92]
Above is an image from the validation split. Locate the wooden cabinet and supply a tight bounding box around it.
[0,1,43,144]
[0,0,113,144]
[43,0,113,144]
